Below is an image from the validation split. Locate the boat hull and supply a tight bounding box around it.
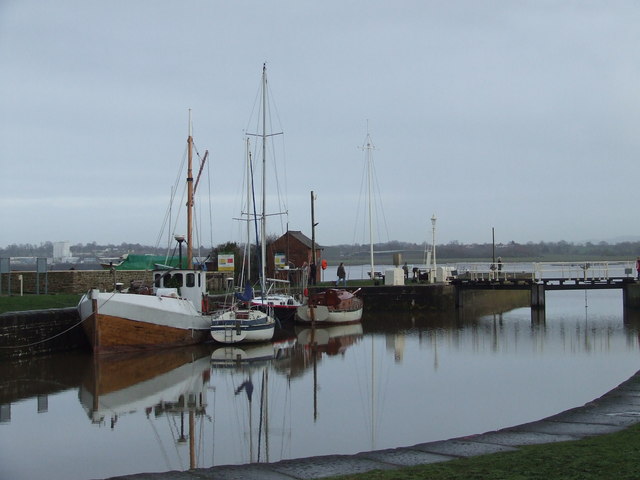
[295,288,364,324]
[78,290,211,354]
[295,305,363,324]
[210,309,275,344]
[251,294,301,322]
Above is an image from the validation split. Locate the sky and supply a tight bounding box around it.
[1,1,639,250]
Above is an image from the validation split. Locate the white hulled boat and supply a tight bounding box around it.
[210,64,278,344]
[77,113,213,353]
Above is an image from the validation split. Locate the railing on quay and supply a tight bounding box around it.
[454,261,636,284]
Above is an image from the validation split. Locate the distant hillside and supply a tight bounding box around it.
[2,239,639,266]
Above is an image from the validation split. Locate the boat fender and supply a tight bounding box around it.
[201,296,209,313]
[303,288,309,297]
[321,259,327,270]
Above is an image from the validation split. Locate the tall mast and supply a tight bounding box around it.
[260,64,267,291]
[246,138,252,282]
[246,64,281,289]
[363,130,375,281]
[311,191,317,265]
[186,109,194,269]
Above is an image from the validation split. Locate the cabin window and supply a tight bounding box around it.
[186,273,195,288]
[154,274,162,288]
[169,273,183,288]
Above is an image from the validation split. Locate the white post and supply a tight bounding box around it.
[431,214,437,283]
[18,274,23,296]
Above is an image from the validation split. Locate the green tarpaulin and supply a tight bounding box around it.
[108,254,182,271]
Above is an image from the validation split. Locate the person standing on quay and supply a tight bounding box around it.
[336,262,347,287]
[309,261,317,285]
[636,256,640,280]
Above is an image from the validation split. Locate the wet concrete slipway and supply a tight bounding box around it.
[103,370,640,480]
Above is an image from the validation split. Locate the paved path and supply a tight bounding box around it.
[104,369,640,480]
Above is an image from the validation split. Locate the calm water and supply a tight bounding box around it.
[2,289,640,480]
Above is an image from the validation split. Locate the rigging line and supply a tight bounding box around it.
[147,415,173,471]
[352,334,374,437]
[257,369,266,463]
[166,412,185,471]
[155,189,172,250]
[371,159,390,243]
[155,143,189,251]
[206,151,214,248]
[267,83,288,207]
[249,151,265,299]
[265,85,289,226]
[243,78,263,135]
[171,171,188,241]
[351,147,368,245]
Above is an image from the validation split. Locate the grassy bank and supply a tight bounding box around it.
[332,423,640,480]
[0,294,81,314]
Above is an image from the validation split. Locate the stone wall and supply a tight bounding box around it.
[1,270,229,295]
[0,307,88,360]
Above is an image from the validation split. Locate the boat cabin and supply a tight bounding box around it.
[153,269,208,313]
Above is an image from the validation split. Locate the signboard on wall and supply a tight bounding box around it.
[218,254,235,272]
[274,253,286,269]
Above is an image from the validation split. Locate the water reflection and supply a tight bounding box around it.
[1,290,640,480]
[78,347,212,470]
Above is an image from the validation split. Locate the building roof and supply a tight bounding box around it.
[277,230,323,250]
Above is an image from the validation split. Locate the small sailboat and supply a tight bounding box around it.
[295,191,364,324]
[251,277,303,322]
[210,283,276,344]
[296,287,364,324]
[210,64,277,344]
[77,112,212,354]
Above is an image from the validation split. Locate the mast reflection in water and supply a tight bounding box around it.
[1,289,640,480]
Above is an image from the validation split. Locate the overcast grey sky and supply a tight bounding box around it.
[1,1,639,249]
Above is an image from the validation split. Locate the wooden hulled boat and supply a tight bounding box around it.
[77,112,213,353]
[295,288,364,324]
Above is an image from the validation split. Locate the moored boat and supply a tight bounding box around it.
[295,288,363,324]
[251,278,303,322]
[77,112,213,353]
[209,64,278,344]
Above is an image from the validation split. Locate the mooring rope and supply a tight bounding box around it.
[0,291,118,349]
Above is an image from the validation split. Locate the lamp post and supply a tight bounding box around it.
[175,234,185,269]
[431,214,437,283]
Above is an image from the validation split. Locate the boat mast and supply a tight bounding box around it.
[364,130,375,281]
[246,138,252,283]
[186,109,194,270]
[260,64,267,293]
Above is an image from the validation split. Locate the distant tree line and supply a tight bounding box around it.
[323,240,640,262]
[2,239,639,262]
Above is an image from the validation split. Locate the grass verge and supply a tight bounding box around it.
[331,423,640,480]
[0,294,82,314]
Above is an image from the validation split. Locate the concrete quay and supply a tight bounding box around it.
[103,368,640,480]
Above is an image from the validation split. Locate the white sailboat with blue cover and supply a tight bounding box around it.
[210,64,277,344]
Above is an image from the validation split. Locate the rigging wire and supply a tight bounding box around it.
[350,129,390,276]
[155,142,189,252]
[146,415,173,470]
[245,66,289,239]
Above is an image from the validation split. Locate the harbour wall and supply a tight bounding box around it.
[0,307,88,360]
[0,270,229,295]
[353,284,529,315]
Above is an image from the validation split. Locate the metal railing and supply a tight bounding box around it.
[454,261,635,283]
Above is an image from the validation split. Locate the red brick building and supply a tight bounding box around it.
[266,230,323,284]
